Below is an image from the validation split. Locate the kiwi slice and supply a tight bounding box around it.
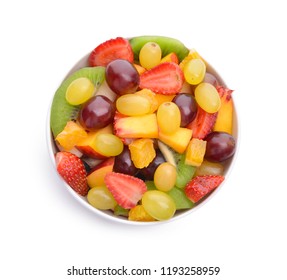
[50,66,105,137]
[129,36,189,62]
[158,141,195,189]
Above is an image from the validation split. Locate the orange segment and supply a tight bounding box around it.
[128,205,156,221]
[185,138,207,166]
[129,139,156,168]
[55,121,87,150]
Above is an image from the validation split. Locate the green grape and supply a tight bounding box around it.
[157,102,181,134]
[195,83,221,113]
[139,42,162,69]
[65,77,94,105]
[184,58,206,85]
[154,162,177,191]
[94,133,123,157]
[87,186,117,210]
[142,190,176,220]
[116,94,151,116]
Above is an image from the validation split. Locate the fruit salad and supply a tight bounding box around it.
[50,36,237,222]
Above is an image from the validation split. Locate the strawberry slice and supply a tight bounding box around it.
[55,151,88,196]
[186,107,217,139]
[139,62,184,95]
[104,172,147,209]
[89,37,134,67]
[185,175,224,203]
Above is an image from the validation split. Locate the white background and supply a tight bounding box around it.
[1,0,286,279]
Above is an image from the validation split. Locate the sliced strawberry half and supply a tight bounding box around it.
[139,62,184,95]
[89,37,134,67]
[104,172,147,209]
[186,107,217,139]
[55,151,88,196]
[185,175,224,203]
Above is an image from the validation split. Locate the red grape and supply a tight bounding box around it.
[205,132,235,162]
[106,59,139,95]
[203,72,219,87]
[172,93,198,127]
[113,146,138,176]
[79,95,115,130]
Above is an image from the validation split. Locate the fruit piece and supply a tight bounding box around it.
[213,86,234,134]
[76,125,113,159]
[95,80,117,102]
[160,52,179,64]
[128,139,156,169]
[185,175,224,203]
[158,127,192,154]
[89,37,133,67]
[157,102,181,134]
[154,93,175,106]
[142,190,176,220]
[51,66,105,137]
[139,62,184,95]
[205,132,236,162]
[139,149,166,180]
[154,162,177,192]
[203,72,219,87]
[55,121,87,151]
[104,172,147,209]
[65,77,94,105]
[116,94,151,116]
[157,142,195,189]
[79,95,116,131]
[133,64,146,75]
[55,151,88,196]
[172,93,198,127]
[185,138,207,167]
[87,157,114,188]
[180,81,193,95]
[135,89,158,113]
[175,153,196,189]
[184,58,206,85]
[179,48,202,70]
[87,185,117,210]
[129,36,189,62]
[139,42,162,69]
[168,187,194,209]
[114,113,158,139]
[195,83,221,113]
[105,59,140,95]
[93,133,123,157]
[194,160,224,176]
[128,205,156,221]
[114,205,130,217]
[186,107,217,140]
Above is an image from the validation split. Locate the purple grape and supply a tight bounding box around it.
[113,146,138,176]
[205,132,236,162]
[172,93,198,127]
[203,72,219,87]
[79,95,115,131]
[106,59,139,95]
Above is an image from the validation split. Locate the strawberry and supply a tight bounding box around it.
[55,151,88,196]
[185,175,224,203]
[139,62,184,95]
[104,172,147,209]
[186,107,217,139]
[89,37,134,67]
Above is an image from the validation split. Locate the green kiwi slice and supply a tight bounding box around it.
[129,36,189,62]
[50,66,105,137]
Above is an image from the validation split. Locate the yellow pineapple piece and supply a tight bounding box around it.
[129,139,156,168]
[185,138,207,166]
[55,121,87,150]
[128,205,156,221]
[179,48,203,70]
[158,127,192,154]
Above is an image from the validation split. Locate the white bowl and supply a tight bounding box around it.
[47,39,239,225]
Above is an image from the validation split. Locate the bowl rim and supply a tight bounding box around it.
[46,42,240,226]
